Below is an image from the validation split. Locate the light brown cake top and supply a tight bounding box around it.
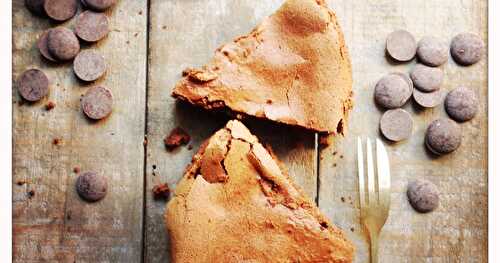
[165,120,354,262]
[172,0,353,134]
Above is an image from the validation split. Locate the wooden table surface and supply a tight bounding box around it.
[13,0,487,262]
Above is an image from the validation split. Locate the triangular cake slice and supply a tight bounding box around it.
[165,120,354,262]
[172,0,353,134]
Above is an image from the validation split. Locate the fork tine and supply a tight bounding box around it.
[366,138,377,204]
[376,139,391,208]
[357,137,366,209]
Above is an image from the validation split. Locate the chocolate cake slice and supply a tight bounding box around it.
[165,120,354,262]
[172,0,353,134]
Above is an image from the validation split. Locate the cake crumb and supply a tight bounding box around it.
[73,167,80,174]
[16,180,26,186]
[152,183,170,199]
[340,197,345,203]
[350,227,355,232]
[45,101,56,111]
[27,190,35,199]
[164,127,191,151]
[53,138,61,145]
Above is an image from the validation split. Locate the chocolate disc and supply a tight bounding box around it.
[425,118,461,155]
[81,86,113,120]
[76,171,108,202]
[25,0,46,16]
[37,30,58,62]
[413,88,444,108]
[450,33,485,66]
[374,73,413,109]
[73,50,107,81]
[410,64,444,92]
[47,27,80,61]
[17,69,49,102]
[84,0,116,11]
[386,30,417,62]
[417,36,448,67]
[445,87,478,122]
[75,11,110,42]
[44,0,77,22]
[379,109,413,142]
[407,179,439,213]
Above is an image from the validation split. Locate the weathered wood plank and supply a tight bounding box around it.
[319,0,488,262]
[145,1,316,262]
[12,0,148,261]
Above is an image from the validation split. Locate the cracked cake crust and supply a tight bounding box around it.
[172,0,353,134]
[165,120,354,262]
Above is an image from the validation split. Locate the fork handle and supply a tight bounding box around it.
[369,231,379,263]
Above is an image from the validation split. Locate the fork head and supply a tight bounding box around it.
[357,137,391,233]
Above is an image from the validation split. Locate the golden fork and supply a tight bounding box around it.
[357,138,391,263]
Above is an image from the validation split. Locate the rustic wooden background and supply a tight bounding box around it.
[13,0,487,262]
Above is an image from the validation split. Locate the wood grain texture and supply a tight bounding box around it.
[12,0,147,261]
[319,0,488,262]
[145,1,316,262]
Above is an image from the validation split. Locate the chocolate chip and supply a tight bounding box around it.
[47,27,80,61]
[379,109,413,142]
[445,87,478,122]
[425,118,461,155]
[413,88,444,108]
[16,69,49,102]
[25,0,46,16]
[386,30,417,62]
[44,0,77,22]
[407,179,439,213]
[81,86,113,120]
[37,30,58,62]
[73,50,107,82]
[84,0,116,11]
[394,72,414,90]
[416,36,448,67]
[76,171,108,202]
[75,11,110,42]
[410,64,444,92]
[451,33,485,66]
[374,73,412,109]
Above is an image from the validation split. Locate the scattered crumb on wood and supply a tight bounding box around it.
[162,25,167,29]
[27,190,35,199]
[341,197,345,203]
[152,183,170,199]
[73,167,80,174]
[134,32,139,37]
[318,134,330,147]
[16,180,26,186]
[53,138,61,145]
[333,163,337,167]
[45,101,56,111]
[164,127,190,151]
[333,151,337,155]
[138,10,143,15]
[340,155,344,159]
[350,227,355,232]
